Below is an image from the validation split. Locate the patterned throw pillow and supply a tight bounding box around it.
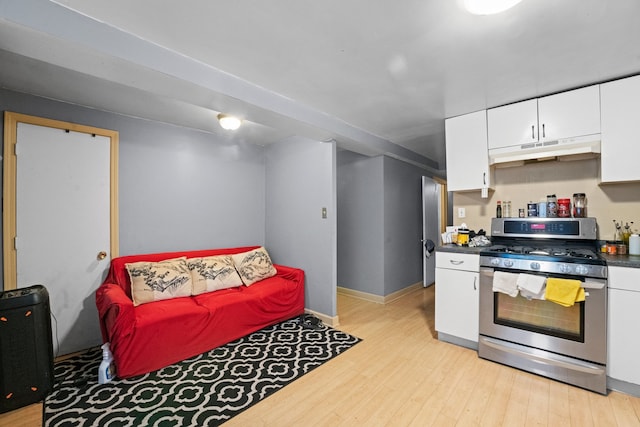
[231,247,277,286]
[126,257,193,306]
[188,255,244,295]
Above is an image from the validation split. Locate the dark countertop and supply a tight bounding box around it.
[438,244,640,269]
[437,244,488,255]
[601,253,640,269]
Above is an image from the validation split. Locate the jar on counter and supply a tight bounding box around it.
[557,198,571,217]
[546,195,557,217]
[572,193,587,218]
[607,241,619,255]
[538,201,547,218]
[617,243,627,255]
[503,201,512,218]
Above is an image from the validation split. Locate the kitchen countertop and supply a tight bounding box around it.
[601,253,640,269]
[437,244,640,269]
[437,244,489,255]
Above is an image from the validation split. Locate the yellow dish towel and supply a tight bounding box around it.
[545,278,584,307]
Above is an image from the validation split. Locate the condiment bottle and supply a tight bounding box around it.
[496,201,502,218]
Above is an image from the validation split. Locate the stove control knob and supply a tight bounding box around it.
[491,258,500,266]
[559,264,572,274]
[504,259,514,268]
[575,265,589,275]
[530,262,540,270]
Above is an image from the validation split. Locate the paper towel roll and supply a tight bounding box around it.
[629,234,640,255]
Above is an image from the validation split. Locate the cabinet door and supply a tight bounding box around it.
[607,267,640,385]
[445,110,492,192]
[601,75,640,183]
[538,85,600,142]
[487,99,538,149]
[435,268,479,342]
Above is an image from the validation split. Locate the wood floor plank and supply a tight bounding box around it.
[608,391,640,426]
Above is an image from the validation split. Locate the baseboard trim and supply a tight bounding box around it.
[305,308,340,328]
[337,281,423,305]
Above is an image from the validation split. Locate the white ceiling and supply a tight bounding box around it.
[2,0,640,176]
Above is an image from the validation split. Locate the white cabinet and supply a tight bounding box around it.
[607,266,640,386]
[435,252,479,346]
[444,110,493,192]
[600,75,640,183]
[488,85,601,150]
[487,98,538,149]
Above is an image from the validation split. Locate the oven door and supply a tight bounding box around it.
[478,266,606,365]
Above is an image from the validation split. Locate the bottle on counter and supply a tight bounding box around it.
[496,201,502,218]
[504,201,511,218]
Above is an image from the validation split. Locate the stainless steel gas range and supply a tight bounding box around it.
[478,217,607,394]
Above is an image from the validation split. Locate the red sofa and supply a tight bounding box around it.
[95,246,305,378]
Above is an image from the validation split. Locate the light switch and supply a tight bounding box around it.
[322,207,327,219]
[458,207,466,218]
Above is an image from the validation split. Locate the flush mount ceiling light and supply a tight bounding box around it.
[217,114,242,130]
[464,0,523,15]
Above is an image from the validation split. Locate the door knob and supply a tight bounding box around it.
[97,251,107,260]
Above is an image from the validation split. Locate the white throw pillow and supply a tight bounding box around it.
[231,247,277,286]
[188,255,244,295]
[126,257,193,306]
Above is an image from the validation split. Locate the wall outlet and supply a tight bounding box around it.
[458,207,466,218]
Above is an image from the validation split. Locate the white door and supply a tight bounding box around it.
[422,176,441,287]
[13,120,114,356]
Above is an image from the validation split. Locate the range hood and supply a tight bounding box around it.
[488,134,601,166]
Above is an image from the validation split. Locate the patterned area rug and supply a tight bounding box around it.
[44,318,361,426]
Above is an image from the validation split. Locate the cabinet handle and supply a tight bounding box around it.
[542,123,546,138]
[450,260,464,265]
[473,276,477,290]
[531,125,535,139]
[483,172,486,185]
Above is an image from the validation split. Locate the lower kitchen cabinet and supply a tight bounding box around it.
[435,252,479,348]
[607,266,640,393]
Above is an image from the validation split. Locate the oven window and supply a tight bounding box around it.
[494,293,585,342]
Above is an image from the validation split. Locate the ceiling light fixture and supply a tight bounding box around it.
[464,0,523,15]
[217,113,242,130]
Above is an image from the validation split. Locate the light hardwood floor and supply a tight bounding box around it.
[4,285,640,426]
[228,285,640,426]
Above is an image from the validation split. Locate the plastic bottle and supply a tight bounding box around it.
[496,201,502,218]
[98,343,115,384]
[629,234,640,255]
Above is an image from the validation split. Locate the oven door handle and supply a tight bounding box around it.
[481,337,606,375]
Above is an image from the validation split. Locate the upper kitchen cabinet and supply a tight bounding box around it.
[488,85,601,152]
[445,110,493,192]
[487,98,538,149]
[600,75,640,183]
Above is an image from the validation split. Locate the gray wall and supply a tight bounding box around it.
[337,151,427,296]
[265,136,337,316]
[337,152,385,295]
[0,88,266,266]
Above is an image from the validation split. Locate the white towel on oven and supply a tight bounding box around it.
[517,273,547,300]
[492,271,519,297]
